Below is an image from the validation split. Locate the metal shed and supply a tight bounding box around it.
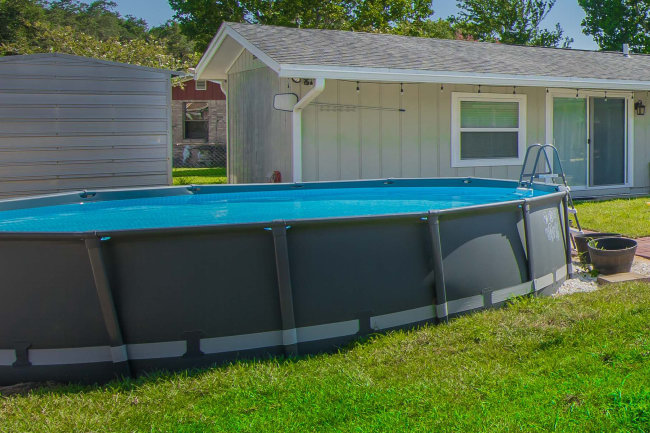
[0,53,179,197]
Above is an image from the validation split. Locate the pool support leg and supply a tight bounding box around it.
[562,194,573,277]
[271,222,299,357]
[427,211,448,322]
[521,200,536,292]
[84,236,131,378]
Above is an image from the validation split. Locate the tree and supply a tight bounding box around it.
[168,0,451,52]
[168,0,246,52]
[578,0,650,53]
[44,0,148,40]
[149,20,197,64]
[0,0,45,46]
[0,0,200,76]
[1,20,199,71]
[452,0,572,47]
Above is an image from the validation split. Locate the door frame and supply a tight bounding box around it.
[545,88,635,190]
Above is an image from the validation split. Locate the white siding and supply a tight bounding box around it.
[302,82,548,182]
[224,50,650,196]
[227,51,293,183]
[0,54,172,197]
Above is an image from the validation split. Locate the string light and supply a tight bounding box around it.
[400,83,404,95]
[604,90,608,101]
[576,89,579,98]
[356,81,360,93]
[478,84,481,94]
[440,84,444,93]
[513,86,516,95]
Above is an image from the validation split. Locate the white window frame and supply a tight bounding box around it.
[451,92,527,168]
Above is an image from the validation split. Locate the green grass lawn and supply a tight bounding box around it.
[574,196,650,238]
[3,282,650,432]
[172,167,227,185]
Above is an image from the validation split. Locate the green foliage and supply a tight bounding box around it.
[0,0,45,46]
[169,0,454,52]
[574,196,650,238]
[3,282,650,431]
[0,0,199,73]
[172,167,227,185]
[452,0,572,47]
[578,0,650,53]
[44,0,148,40]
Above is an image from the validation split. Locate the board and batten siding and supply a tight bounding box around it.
[634,100,650,192]
[227,50,293,183]
[225,53,649,195]
[0,54,172,197]
[301,82,547,182]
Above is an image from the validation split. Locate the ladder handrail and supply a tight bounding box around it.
[518,143,582,233]
[519,143,570,188]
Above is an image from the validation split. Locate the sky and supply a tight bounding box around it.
[112,0,599,51]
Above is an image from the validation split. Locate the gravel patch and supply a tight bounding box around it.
[555,256,650,297]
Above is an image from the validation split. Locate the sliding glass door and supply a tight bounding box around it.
[590,97,626,186]
[553,97,587,187]
[552,95,627,188]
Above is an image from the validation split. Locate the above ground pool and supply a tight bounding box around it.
[0,178,571,385]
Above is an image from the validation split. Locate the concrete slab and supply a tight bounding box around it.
[597,272,650,285]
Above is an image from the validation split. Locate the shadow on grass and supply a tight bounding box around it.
[2,294,543,398]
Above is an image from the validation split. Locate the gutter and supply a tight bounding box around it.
[292,78,325,183]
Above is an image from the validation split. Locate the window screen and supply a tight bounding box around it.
[455,97,522,162]
[184,102,209,140]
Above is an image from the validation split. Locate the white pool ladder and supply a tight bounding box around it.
[519,144,582,236]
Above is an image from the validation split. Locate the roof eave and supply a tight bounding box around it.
[278,64,650,91]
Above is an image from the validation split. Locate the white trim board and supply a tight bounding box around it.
[451,92,527,168]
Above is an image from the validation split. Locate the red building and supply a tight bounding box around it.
[172,79,226,167]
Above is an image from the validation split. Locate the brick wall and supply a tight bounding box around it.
[171,99,227,167]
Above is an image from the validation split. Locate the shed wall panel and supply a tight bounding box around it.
[0,55,172,197]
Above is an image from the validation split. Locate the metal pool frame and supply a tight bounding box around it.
[0,178,571,385]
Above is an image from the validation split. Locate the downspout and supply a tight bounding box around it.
[218,80,229,183]
[292,78,325,183]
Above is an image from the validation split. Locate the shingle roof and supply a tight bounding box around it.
[225,22,650,82]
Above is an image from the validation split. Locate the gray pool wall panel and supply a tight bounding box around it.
[0,177,569,385]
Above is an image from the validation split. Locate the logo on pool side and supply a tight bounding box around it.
[543,210,561,242]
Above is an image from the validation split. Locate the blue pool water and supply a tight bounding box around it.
[0,186,547,232]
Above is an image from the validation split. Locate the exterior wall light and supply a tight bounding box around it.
[635,100,646,115]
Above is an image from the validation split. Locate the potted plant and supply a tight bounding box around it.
[587,237,637,275]
[574,232,622,264]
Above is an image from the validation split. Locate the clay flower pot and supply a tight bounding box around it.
[574,232,622,264]
[587,237,637,275]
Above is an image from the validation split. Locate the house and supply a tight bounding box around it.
[0,53,179,197]
[171,78,227,168]
[194,22,650,197]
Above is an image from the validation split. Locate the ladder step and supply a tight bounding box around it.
[568,208,578,215]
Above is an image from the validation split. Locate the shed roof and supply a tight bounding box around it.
[0,53,184,76]
[196,22,650,90]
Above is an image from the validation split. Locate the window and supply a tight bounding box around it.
[451,92,527,167]
[195,80,207,91]
[184,102,209,140]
